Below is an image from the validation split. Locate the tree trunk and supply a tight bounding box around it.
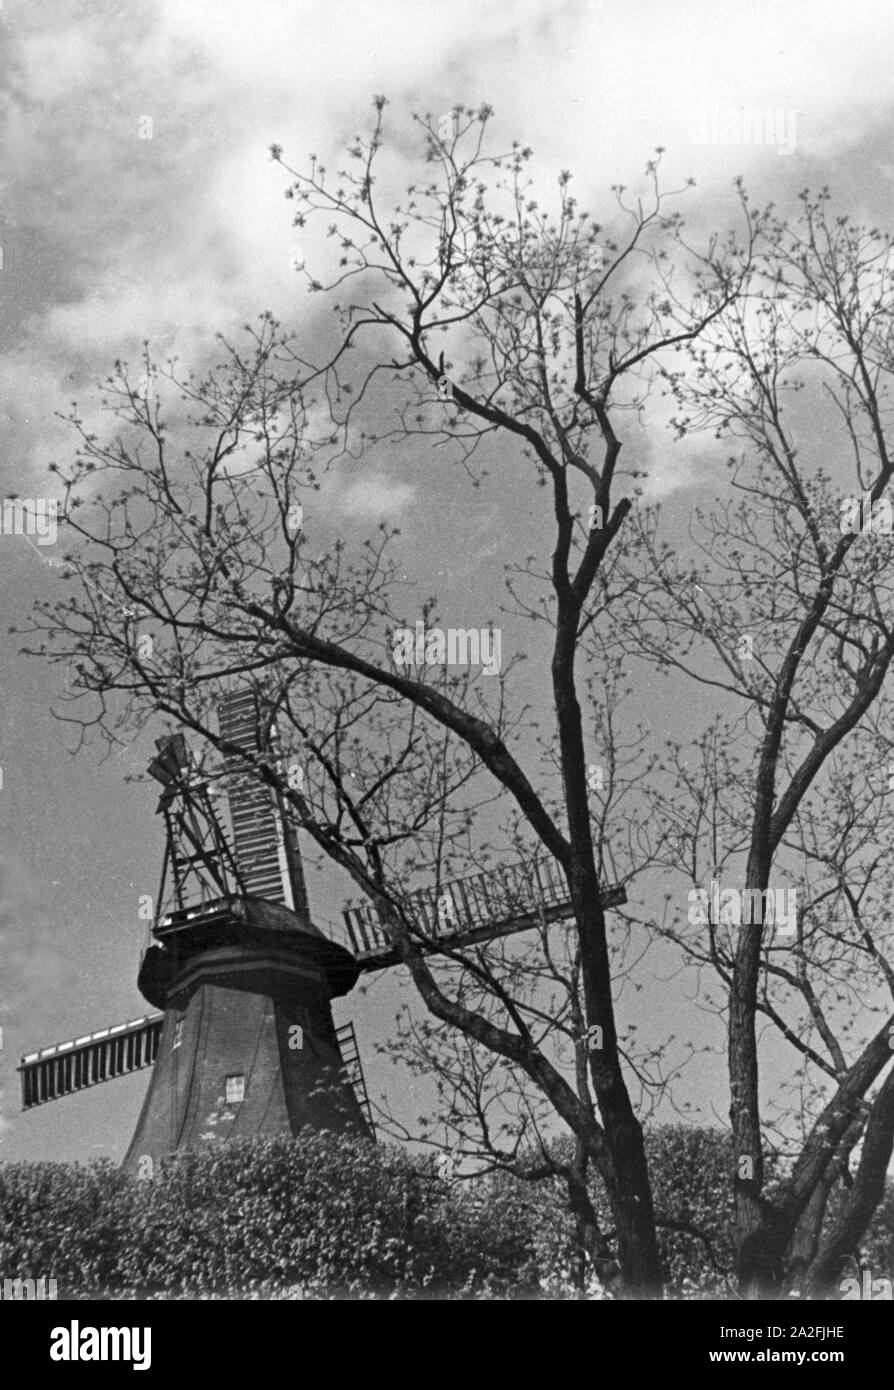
[786,1176,835,1290]
[804,1067,894,1297]
[566,1141,619,1293]
[551,582,663,1295]
[729,845,778,1297]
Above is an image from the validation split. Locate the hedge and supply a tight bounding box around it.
[0,1131,541,1299]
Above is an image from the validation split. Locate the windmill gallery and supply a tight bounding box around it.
[18,687,625,1170]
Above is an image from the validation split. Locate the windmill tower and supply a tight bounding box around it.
[18,689,626,1169]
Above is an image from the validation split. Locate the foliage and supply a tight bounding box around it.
[2,1123,853,1300]
[489,1126,743,1297]
[0,1132,541,1299]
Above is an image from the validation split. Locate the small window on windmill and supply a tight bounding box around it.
[172,1019,184,1050]
[225,1074,245,1104]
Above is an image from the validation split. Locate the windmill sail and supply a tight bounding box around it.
[19,1010,370,1125]
[216,689,310,922]
[333,1021,374,1134]
[149,732,243,912]
[342,854,626,970]
[19,1015,163,1109]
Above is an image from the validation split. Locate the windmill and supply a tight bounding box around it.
[18,687,626,1173]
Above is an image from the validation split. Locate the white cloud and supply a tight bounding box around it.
[336,473,416,519]
[5,0,894,503]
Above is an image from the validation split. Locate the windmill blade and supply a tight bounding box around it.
[19,1014,163,1109]
[342,854,627,970]
[335,1021,375,1136]
[217,689,309,921]
[149,728,244,914]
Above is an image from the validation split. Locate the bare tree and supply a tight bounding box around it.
[21,101,754,1295]
[619,190,894,1295]
[376,652,697,1295]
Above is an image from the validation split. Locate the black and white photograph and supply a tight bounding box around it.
[1,0,893,1361]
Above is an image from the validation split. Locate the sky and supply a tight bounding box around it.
[3,0,894,1167]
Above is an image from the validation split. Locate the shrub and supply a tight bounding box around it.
[0,1131,542,1299]
[5,1123,878,1298]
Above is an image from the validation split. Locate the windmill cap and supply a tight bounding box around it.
[233,894,327,939]
[233,896,360,994]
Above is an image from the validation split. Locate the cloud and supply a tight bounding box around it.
[5,0,894,514]
[336,473,416,519]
